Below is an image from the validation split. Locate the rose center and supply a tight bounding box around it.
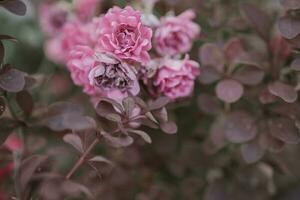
[116,25,136,49]
[94,64,132,91]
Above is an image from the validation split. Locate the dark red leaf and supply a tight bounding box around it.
[291,58,300,71]
[224,111,257,143]
[1,0,26,16]
[199,43,225,72]
[268,81,297,103]
[16,90,34,116]
[63,115,96,131]
[103,133,134,148]
[0,118,17,143]
[280,0,300,10]
[122,97,135,117]
[240,2,272,40]
[278,16,300,39]
[198,66,222,84]
[241,140,265,163]
[197,94,221,115]
[0,35,17,42]
[268,118,300,144]
[0,42,4,64]
[96,98,122,117]
[0,68,25,92]
[0,96,5,116]
[160,121,177,134]
[148,96,170,110]
[63,134,84,153]
[215,79,244,103]
[233,65,264,86]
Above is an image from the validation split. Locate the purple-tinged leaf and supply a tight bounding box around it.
[16,90,34,116]
[268,81,297,103]
[259,87,277,104]
[20,155,49,192]
[268,118,300,144]
[0,96,5,116]
[137,116,159,129]
[96,98,122,117]
[129,129,152,143]
[215,79,244,103]
[161,121,177,134]
[106,113,122,123]
[0,35,17,42]
[278,16,300,39]
[291,58,300,71]
[148,96,169,110]
[210,117,227,150]
[47,102,83,116]
[63,134,84,153]
[241,140,265,163]
[122,97,135,117]
[152,107,168,123]
[199,66,222,84]
[260,134,285,153]
[89,156,113,165]
[233,65,264,86]
[240,2,272,40]
[145,112,158,124]
[0,42,4,64]
[280,0,300,10]
[0,118,17,143]
[63,115,96,131]
[61,180,94,199]
[103,133,134,148]
[1,0,26,16]
[204,180,226,200]
[224,111,257,143]
[0,68,25,92]
[198,94,221,115]
[199,43,225,72]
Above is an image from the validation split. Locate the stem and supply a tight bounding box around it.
[65,138,99,180]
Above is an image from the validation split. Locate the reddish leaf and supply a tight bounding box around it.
[20,155,49,192]
[0,35,17,42]
[63,134,84,153]
[260,134,285,153]
[198,66,221,84]
[16,90,34,116]
[63,115,96,131]
[61,180,94,199]
[0,96,5,116]
[241,140,265,163]
[268,81,297,103]
[224,111,257,143]
[240,2,272,40]
[291,58,300,71]
[197,94,221,115]
[1,0,26,16]
[278,16,300,39]
[129,129,152,143]
[0,68,25,92]
[122,97,135,117]
[103,133,134,148]
[215,79,244,103]
[89,156,113,165]
[268,118,300,144]
[0,118,17,143]
[0,42,4,64]
[148,96,169,110]
[233,65,264,86]
[280,0,300,10]
[96,98,121,117]
[199,43,225,72]
[160,121,178,134]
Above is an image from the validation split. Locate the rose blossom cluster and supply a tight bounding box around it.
[39,0,201,102]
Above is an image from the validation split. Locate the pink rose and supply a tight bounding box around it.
[154,10,200,56]
[38,1,69,36]
[98,6,153,64]
[67,45,95,87]
[154,56,200,100]
[88,52,140,100]
[74,0,101,22]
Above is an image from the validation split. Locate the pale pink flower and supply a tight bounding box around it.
[38,1,69,36]
[154,10,200,56]
[154,56,200,100]
[74,0,101,22]
[44,36,66,64]
[88,52,140,100]
[98,6,153,64]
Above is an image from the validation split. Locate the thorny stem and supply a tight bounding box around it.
[65,134,100,180]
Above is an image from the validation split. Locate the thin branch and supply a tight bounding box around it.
[65,135,100,180]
